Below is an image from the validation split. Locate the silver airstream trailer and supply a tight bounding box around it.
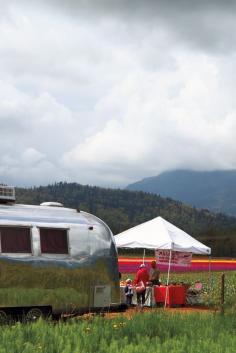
[0,185,121,321]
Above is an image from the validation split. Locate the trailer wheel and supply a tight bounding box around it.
[26,308,43,322]
[0,310,8,325]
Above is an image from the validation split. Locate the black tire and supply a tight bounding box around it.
[25,308,44,322]
[0,310,8,325]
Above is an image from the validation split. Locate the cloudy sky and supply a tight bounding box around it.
[1,0,236,188]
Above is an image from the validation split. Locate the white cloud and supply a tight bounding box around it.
[0,1,236,187]
[62,51,236,186]
[21,148,45,165]
[0,147,60,186]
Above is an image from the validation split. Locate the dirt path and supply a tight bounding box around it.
[102,305,217,320]
[70,305,217,322]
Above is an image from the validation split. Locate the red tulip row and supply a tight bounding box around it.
[118,257,236,273]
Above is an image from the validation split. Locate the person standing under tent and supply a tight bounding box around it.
[134,264,149,306]
[149,260,161,285]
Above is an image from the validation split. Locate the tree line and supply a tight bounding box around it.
[16,182,236,257]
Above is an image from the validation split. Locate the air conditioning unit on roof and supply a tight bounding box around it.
[0,185,16,203]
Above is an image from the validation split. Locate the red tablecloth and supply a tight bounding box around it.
[154,285,186,306]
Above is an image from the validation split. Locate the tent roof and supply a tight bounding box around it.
[114,216,211,255]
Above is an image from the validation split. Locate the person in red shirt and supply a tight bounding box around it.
[134,264,149,306]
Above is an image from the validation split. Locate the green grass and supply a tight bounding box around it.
[0,311,235,353]
[122,271,236,310]
[0,270,234,352]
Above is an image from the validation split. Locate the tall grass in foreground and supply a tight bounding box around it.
[0,311,235,353]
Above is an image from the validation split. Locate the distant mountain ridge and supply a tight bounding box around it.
[127,170,236,216]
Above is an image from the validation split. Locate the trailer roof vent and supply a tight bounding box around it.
[40,202,64,207]
[0,185,16,203]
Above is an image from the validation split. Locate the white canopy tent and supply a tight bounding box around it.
[115,216,211,306]
[115,216,211,255]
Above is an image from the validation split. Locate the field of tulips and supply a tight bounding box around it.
[0,310,235,353]
[118,257,236,273]
[119,256,236,309]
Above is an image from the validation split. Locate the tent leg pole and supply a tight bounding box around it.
[142,249,145,265]
[165,249,172,308]
[208,255,212,294]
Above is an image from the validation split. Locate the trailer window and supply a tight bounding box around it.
[40,228,68,254]
[0,227,31,253]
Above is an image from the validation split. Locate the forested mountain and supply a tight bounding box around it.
[16,182,236,257]
[127,170,236,217]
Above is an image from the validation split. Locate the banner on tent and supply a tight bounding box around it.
[155,250,192,267]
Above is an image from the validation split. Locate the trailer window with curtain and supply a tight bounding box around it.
[40,228,69,254]
[0,226,31,253]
